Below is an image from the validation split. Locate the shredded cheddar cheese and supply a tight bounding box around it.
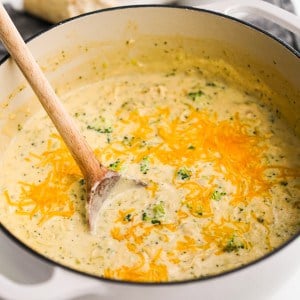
[4,134,81,224]
[176,235,199,252]
[104,243,168,282]
[202,218,251,254]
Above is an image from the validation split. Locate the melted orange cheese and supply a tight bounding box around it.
[4,134,81,224]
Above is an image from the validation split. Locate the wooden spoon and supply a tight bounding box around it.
[0,4,143,233]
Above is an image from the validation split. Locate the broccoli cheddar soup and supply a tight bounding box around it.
[0,38,299,282]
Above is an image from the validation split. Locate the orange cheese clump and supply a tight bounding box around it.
[5,134,81,224]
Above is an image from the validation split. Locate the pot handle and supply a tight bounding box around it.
[0,267,107,300]
[196,0,300,36]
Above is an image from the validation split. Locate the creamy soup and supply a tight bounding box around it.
[0,38,299,282]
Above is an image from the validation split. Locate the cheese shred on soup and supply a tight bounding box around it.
[0,37,299,282]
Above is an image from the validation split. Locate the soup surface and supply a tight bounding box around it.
[0,39,299,282]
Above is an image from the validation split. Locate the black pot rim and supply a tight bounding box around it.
[0,4,299,286]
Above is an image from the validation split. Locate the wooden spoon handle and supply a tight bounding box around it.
[0,4,104,181]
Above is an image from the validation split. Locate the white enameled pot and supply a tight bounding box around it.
[0,1,299,299]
